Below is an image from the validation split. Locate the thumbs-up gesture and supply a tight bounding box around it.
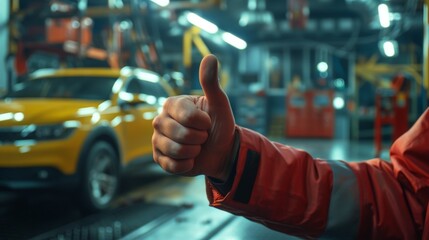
[152,55,236,181]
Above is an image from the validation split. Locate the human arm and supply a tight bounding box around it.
[152,54,425,239]
[206,126,422,239]
[207,108,429,239]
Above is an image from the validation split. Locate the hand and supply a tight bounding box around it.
[152,55,236,181]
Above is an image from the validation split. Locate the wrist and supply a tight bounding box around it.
[211,128,240,182]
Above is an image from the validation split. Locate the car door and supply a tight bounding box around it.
[120,77,159,164]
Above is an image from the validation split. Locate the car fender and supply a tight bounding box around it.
[76,125,123,176]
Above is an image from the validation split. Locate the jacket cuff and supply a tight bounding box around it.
[207,127,240,195]
[205,126,261,207]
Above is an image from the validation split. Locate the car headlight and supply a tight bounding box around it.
[22,121,80,141]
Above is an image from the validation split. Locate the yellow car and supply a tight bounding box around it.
[0,67,175,212]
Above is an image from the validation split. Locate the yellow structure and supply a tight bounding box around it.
[183,26,229,92]
[355,54,423,89]
[183,26,211,68]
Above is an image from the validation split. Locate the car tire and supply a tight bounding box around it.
[79,141,119,213]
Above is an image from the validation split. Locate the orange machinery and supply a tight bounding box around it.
[46,17,93,45]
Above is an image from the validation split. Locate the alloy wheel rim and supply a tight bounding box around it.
[89,150,117,207]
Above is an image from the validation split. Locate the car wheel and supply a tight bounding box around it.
[79,141,119,213]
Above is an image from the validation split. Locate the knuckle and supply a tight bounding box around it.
[158,159,170,172]
[152,152,159,163]
[166,159,192,174]
[158,157,177,174]
[167,161,180,173]
[151,133,157,145]
[171,143,198,159]
[170,143,186,158]
[163,97,173,110]
[152,116,160,129]
[177,109,191,122]
[177,127,192,142]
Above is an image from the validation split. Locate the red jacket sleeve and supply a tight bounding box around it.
[206,108,429,239]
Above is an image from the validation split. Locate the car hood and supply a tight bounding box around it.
[0,98,103,126]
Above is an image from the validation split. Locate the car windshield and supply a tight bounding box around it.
[3,76,118,100]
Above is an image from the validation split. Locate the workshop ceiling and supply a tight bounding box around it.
[13,0,425,54]
[172,0,422,41]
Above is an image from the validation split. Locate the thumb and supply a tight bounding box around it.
[199,55,228,107]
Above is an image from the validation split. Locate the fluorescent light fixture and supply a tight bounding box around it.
[378,4,390,28]
[222,32,247,50]
[186,12,218,34]
[151,0,169,7]
[381,40,397,57]
[317,62,328,72]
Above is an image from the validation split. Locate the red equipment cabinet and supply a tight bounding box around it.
[374,74,410,157]
[286,91,308,137]
[286,90,334,138]
[374,90,409,157]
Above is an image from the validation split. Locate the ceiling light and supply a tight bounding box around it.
[248,0,257,10]
[239,11,274,27]
[378,3,390,28]
[333,97,345,110]
[186,12,218,34]
[317,62,328,72]
[381,40,397,57]
[151,0,169,7]
[222,32,247,50]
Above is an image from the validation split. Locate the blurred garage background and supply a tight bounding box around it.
[0,0,427,239]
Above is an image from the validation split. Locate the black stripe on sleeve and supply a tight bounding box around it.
[233,150,260,204]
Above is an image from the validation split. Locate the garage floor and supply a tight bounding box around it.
[0,138,389,240]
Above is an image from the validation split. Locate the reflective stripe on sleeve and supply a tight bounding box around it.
[320,160,360,240]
